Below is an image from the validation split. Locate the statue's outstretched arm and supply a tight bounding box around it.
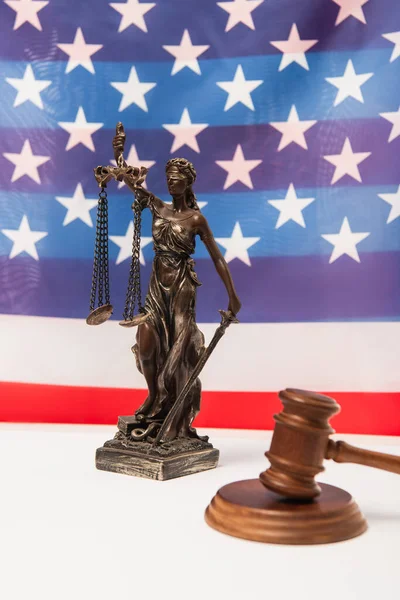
[112,123,162,211]
[196,214,241,316]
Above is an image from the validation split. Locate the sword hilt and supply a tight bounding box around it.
[218,309,239,328]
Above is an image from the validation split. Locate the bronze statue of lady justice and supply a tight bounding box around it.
[89,123,241,480]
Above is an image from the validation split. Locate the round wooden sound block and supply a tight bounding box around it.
[205,479,367,545]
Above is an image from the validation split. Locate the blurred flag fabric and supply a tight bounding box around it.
[0,0,399,433]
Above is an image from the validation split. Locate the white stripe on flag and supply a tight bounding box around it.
[0,315,399,392]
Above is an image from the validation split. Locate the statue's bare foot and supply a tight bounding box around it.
[135,394,155,417]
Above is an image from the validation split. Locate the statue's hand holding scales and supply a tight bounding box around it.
[113,121,126,167]
[93,123,148,189]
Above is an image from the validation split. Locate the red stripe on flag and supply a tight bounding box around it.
[0,382,399,435]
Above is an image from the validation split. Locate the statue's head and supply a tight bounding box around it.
[165,158,199,210]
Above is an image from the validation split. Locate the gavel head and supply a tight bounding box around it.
[259,388,341,500]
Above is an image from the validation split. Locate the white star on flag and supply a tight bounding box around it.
[58,107,103,152]
[111,145,155,189]
[1,215,47,260]
[269,105,316,151]
[163,108,208,153]
[270,23,318,71]
[217,0,264,32]
[332,0,369,26]
[3,139,50,183]
[268,184,315,228]
[380,107,400,143]
[323,138,371,184]
[109,0,155,33]
[55,184,98,227]
[110,222,153,265]
[325,60,373,106]
[382,31,400,63]
[57,28,103,74]
[6,64,51,109]
[215,144,262,189]
[217,65,263,111]
[321,217,370,263]
[111,66,156,112]
[4,0,48,31]
[216,222,260,266]
[196,201,208,210]
[378,186,400,224]
[162,30,209,75]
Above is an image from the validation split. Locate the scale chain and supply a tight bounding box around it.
[122,199,143,322]
[101,193,110,306]
[89,188,109,312]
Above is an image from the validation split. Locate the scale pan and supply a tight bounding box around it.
[86,304,113,325]
[119,313,150,328]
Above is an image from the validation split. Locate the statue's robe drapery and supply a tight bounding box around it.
[132,194,205,441]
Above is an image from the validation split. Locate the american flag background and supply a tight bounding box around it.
[0,0,399,433]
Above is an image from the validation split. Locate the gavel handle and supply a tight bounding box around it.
[326,440,400,475]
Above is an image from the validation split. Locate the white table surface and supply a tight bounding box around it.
[1,424,400,600]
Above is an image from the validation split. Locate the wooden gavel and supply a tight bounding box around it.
[260,388,400,499]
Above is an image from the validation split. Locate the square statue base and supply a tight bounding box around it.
[96,422,219,481]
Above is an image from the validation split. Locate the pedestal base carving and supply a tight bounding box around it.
[96,432,219,481]
[205,479,367,545]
